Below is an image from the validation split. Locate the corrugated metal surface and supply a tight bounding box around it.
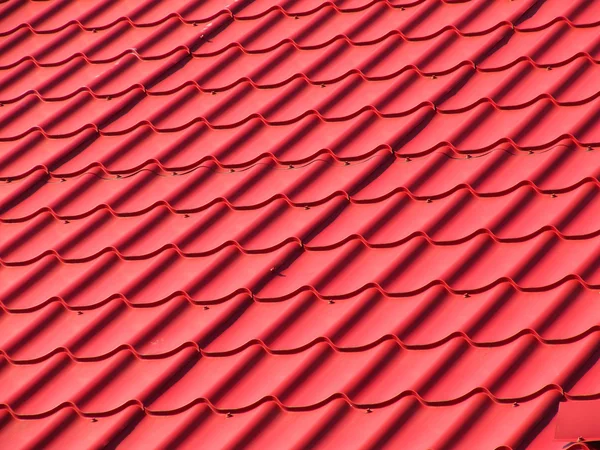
[1,0,600,448]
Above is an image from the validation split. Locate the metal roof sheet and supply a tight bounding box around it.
[1,0,600,448]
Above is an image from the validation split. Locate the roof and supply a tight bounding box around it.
[0,0,599,448]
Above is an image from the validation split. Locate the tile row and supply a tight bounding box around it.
[1,141,598,221]
[2,21,600,105]
[0,91,599,179]
[0,279,597,362]
[0,392,585,450]
[0,0,427,35]
[2,0,598,72]
[0,4,598,71]
[1,332,600,417]
[1,179,599,265]
[1,229,600,310]
[4,0,596,37]
[2,57,600,142]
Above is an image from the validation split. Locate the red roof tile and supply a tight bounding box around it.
[1,0,600,448]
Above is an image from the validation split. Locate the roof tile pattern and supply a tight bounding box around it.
[1,0,600,448]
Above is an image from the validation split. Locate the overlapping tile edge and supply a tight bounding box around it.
[5,0,597,448]
[1,174,600,265]
[0,277,598,355]
[3,56,600,142]
[0,0,595,70]
[1,140,599,220]
[0,0,428,36]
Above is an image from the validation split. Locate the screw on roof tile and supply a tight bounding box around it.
[578,437,585,442]
[229,168,235,173]
[551,193,557,198]
[587,146,594,152]
[294,15,299,20]
[512,402,519,407]
[64,220,70,224]
[426,198,432,203]
[546,66,552,71]
[184,214,190,218]
[193,22,198,26]
[344,161,350,166]
[226,412,233,418]
[91,418,98,423]
[528,150,534,155]
[116,174,122,179]
[463,293,470,298]
[203,306,210,310]
[211,91,217,95]
[466,154,472,159]
[400,6,405,10]
[405,157,411,162]
[431,75,437,80]
[77,311,83,315]
[61,178,67,182]
[5,179,10,183]
[321,83,326,88]
[106,95,111,101]
[289,164,294,169]
[173,172,178,176]
[92,29,97,33]
[328,300,335,304]
[304,205,310,210]
[366,408,373,414]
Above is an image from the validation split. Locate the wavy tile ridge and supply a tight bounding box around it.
[3,52,600,107]
[1,84,600,143]
[0,0,430,37]
[1,14,598,72]
[1,190,599,266]
[0,381,593,420]
[2,60,600,145]
[0,234,599,313]
[2,312,600,364]
[0,134,596,182]
[1,142,598,223]
[0,265,596,314]
[1,16,599,102]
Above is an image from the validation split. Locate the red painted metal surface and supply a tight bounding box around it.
[1,0,600,448]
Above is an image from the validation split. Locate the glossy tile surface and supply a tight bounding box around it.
[1,0,600,448]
